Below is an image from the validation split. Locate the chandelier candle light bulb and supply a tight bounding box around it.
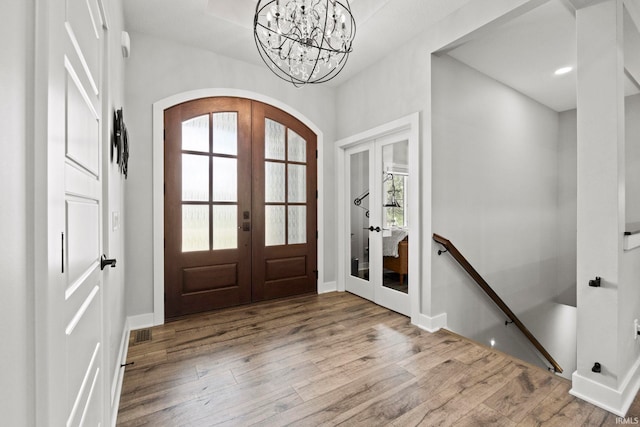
[254,0,356,86]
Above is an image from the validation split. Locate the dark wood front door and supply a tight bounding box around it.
[164,97,317,318]
[251,102,318,301]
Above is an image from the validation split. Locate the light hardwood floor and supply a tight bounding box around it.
[117,292,639,426]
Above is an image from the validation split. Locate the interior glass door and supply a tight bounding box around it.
[346,143,374,301]
[376,137,410,315]
[345,136,410,316]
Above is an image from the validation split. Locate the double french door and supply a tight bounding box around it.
[345,134,411,316]
[164,98,317,318]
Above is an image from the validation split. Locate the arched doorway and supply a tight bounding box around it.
[163,97,317,318]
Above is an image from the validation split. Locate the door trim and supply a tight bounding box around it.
[152,89,325,326]
[335,112,420,323]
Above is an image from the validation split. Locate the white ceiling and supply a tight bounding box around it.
[123,0,640,111]
[446,0,640,112]
[123,0,471,85]
[447,0,578,112]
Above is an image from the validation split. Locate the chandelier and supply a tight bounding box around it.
[253,0,356,86]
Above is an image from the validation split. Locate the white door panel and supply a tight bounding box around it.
[65,61,100,176]
[65,162,101,201]
[40,0,106,424]
[65,0,102,96]
[65,199,100,297]
[65,285,101,427]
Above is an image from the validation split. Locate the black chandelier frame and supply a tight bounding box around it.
[253,0,356,87]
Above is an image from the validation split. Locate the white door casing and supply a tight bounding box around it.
[36,0,107,425]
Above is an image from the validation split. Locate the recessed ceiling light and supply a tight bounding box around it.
[554,66,573,76]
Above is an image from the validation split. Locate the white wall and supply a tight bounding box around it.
[124,33,336,316]
[619,241,640,399]
[626,93,640,224]
[431,54,562,333]
[102,0,128,420]
[336,19,435,317]
[557,109,577,306]
[0,1,35,424]
[571,1,640,413]
[335,0,545,321]
[334,0,581,374]
[619,93,640,396]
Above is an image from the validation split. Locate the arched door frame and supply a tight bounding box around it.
[152,89,325,325]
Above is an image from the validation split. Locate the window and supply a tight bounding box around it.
[384,173,407,228]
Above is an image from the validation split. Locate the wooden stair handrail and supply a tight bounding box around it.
[433,233,563,373]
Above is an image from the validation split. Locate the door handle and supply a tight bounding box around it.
[101,254,117,270]
[363,226,381,232]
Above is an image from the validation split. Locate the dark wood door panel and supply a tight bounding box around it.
[167,287,245,319]
[265,256,307,280]
[182,264,239,293]
[263,277,315,300]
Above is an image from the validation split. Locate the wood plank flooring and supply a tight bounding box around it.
[117,292,637,426]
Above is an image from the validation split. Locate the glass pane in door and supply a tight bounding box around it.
[265,119,285,160]
[288,206,306,244]
[212,112,237,155]
[265,205,286,246]
[288,129,306,162]
[350,150,369,281]
[182,154,209,201]
[212,157,237,201]
[212,205,237,249]
[380,141,409,293]
[182,205,209,252]
[287,164,306,202]
[265,162,286,203]
[182,115,209,152]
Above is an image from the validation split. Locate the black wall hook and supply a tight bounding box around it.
[101,254,117,270]
[592,362,601,373]
[589,277,601,287]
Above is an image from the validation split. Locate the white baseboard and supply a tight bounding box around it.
[571,354,640,416]
[413,312,447,333]
[318,281,337,294]
[127,313,155,331]
[110,321,130,427]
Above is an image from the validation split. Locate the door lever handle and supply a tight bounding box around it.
[363,226,381,232]
[101,254,117,270]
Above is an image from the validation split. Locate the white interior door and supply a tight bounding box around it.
[345,134,411,316]
[40,0,106,425]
